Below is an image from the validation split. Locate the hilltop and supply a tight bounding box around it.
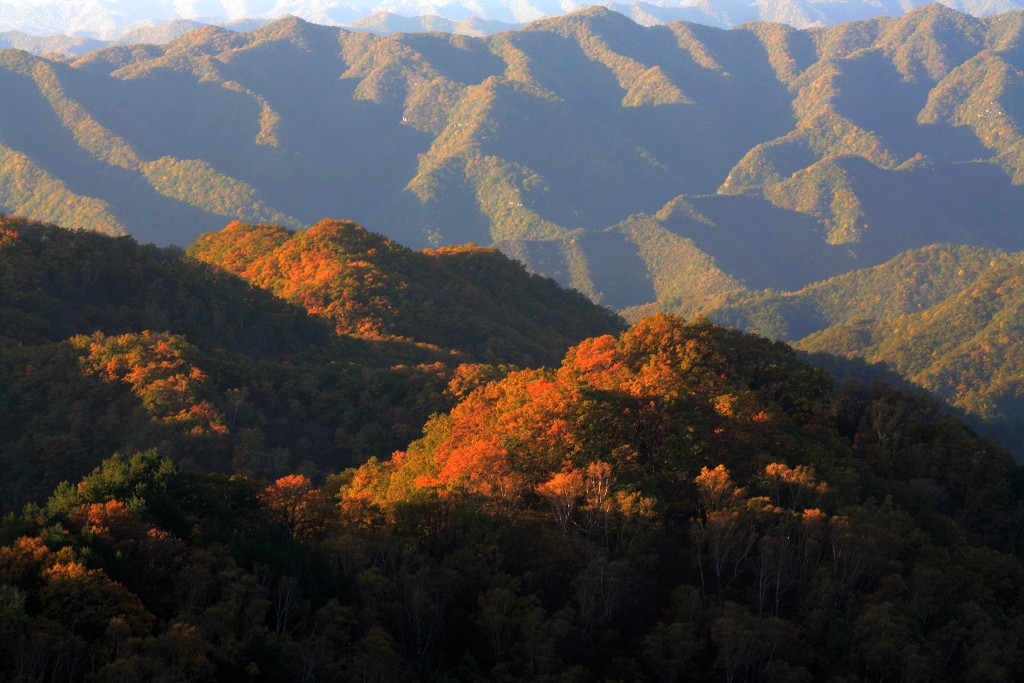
[0,214,621,510]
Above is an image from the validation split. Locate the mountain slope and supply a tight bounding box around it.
[3,6,1022,309]
[2,315,1022,681]
[672,244,1024,449]
[796,252,1024,440]
[187,218,624,364]
[0,213,621,510]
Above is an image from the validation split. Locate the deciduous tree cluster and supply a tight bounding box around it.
[3,314,1022,682]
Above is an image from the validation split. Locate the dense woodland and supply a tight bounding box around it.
[3,5,1024,445]
[2,216,1024,681]
[0,214,620,510]
[2,304,1023,681]
[3,6,1024,679]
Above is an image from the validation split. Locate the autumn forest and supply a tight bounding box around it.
[1,209,1023,681]
[3,4,1024,683]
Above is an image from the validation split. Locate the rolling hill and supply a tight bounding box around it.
[0,213,621,511]
[3,6,1024,454]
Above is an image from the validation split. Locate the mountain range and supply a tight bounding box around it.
[0,7,1019,250]
[0,18,271,57]
[4,7,1024,676]
[2,4,1024,447]
[3,215,1024,683]
[1,6,1021,290]
[2,0,1024,41]
[5,3,1024,680]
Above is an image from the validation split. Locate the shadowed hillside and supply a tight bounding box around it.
[5,314,1022,681]
[0,214,621,510]
[0,6,1021,308]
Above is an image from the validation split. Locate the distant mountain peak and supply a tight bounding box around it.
[2,1,1023,48]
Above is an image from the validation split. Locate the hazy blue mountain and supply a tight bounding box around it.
[2,0,1022,42]
[0,30,107,56]
[1,5,1022,298]
[348,11,521,36]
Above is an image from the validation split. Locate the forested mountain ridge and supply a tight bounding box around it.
[187,218,622,364]
[5,6,1024,679]
[0,5,1022,310]
[3,313,1023,682]
[4,6,1024,454]
[0,214,621,512]
[651,244,1024,451]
